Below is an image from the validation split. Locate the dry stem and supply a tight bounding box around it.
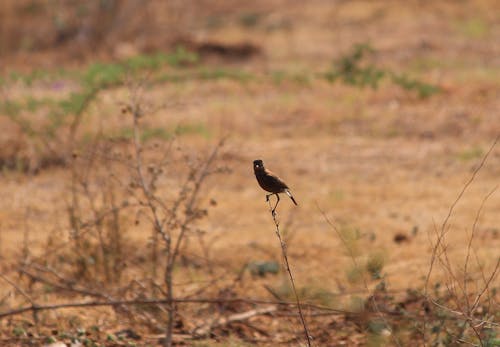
[266,196,312,347]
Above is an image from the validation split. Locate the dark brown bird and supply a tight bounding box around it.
[253,159,297,206]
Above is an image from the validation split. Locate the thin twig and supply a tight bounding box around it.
[193,305,278,337]
[465,186,498,312]
[0,274,39,328]
[1,294,494,326]
[470,256,500,314]
[267,196,312,347]
[129,93,174,347]
[169,138,225,268]
[425,136,499,294]
[423,136,499,345]
[0,296,364,320]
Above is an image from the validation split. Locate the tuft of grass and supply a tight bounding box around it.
[455,18,489,38]
[166,46,200,67]
[107,124,207,142]
[126,52,170,71]
[247,260,279,277]
[410,57,444,73]
[391,74,441,98]
[239,12,261,28]
[205,15,224,30]
[338,225,362,257]
[12,326,26,337]
[457,146,484,161]
[126,47,198,70]
[367,319,389,334]
[271,279,338,307]
[324,43,441,98]
[25,96,56,112]
[367,330,390,347]
[59,90,95,114]
[198,68,253,82]
[108,126,173,142]
[349,296,365,312]
[366,252,385,280]
[302,287,339,307]
[0,99,22,117]
[485,336,500,346]
[270,70,286,85]
[141,127,173,141]
[325,43,385,89]
[346,265,364,284]
[175,123,211,138]
[329,189,345,203]
[83,62,125,87]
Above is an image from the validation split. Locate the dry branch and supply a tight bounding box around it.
[266,197,312,347]
[422,135,500,346]
[0,296,353,320]
[192,305,278,337]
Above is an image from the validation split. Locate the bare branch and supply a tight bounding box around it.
[193,305,277,337]
[267,196,312,347]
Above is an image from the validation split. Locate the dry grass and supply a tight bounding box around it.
[1,1,499,346]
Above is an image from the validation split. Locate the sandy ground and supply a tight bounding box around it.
[0,1,499,345]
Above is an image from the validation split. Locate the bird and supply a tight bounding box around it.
[253,159,297,210]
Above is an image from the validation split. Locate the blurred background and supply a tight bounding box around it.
[0,1,499,346]
[2,0,497,70]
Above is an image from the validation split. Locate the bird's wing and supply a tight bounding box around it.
[266,169,289,189]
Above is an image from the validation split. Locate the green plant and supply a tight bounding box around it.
[366,252,385,280]
[302,286,338,307]
[346,264,364,284]
[349,296,365,312]
[12,326,26,337]
[175,123,211,138]
[457,146,484,161]
[325,43,385,88]
[455,18,489,38]
[198,68,253,82]
[0,47,202,172]
[239,12,261,28]
[391,73,440,98]
[324,43,441,98]
[338,225,362,257]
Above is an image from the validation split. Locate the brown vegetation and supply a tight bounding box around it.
[0,1,499,346]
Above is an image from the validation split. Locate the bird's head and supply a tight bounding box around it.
[253,159,264,171]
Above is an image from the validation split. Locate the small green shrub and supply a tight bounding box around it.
[166,46,199,67]
[325,43,385,88]
[391,74,441,98]
[366,252,385,280]
[455,18,489,38]
[198,68,253,82]
[175,123,211,138]
[457,146,484,161]
[346,265,364,284]
[325,43,441,98]
[239,12,261,28]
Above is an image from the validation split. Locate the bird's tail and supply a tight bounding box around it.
[285,189,298,206]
